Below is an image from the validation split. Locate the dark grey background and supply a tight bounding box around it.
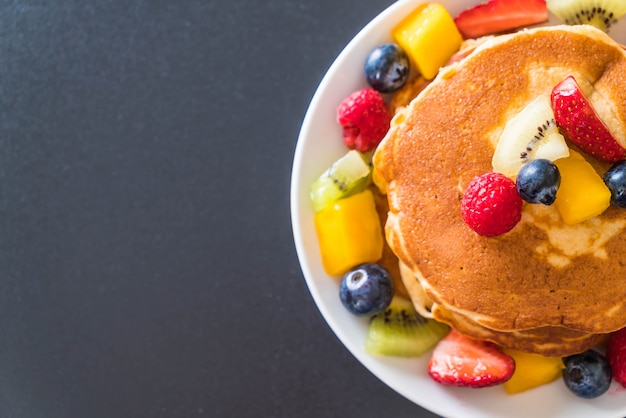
[0,1,440,417]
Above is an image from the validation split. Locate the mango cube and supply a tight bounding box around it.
[391,3,462,80]
[554,151,611,225]
[503,349,564,394]
[314,189,383,276]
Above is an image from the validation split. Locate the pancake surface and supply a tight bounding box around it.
[374,25,626,355]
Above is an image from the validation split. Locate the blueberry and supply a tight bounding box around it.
[562,350,612,399]
[603,160,626,208]
[339,263,394,316]
[515,159,560,205]
[364,43,410,93]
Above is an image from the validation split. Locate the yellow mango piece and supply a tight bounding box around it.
[554,151,611,225]
[391,3,462,80]
[503,349,564,394]
[314,189,383,276]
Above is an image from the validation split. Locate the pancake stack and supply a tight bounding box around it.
[373,25,626,357]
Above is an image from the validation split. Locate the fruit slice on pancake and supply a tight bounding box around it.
[547,0,626,32]
[551,75,626,163]
[492,95,569,178]
[553,150,611,225]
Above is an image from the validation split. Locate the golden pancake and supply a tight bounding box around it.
[432,304,602,357]
[374,25,626,354]
[398,258,601,355]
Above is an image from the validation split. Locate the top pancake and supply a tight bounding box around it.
[374,25,626,334]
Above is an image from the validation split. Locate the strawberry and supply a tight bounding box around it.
[428,330,515,387]
[606,327,626,387]
[337,88,391,153]
[454,0,548,39]
[551,75,626,163]
[461,172,523,237]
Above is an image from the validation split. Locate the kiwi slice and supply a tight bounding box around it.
[364,297,449,357]
[310,150,372,212]
[492,95,569,178]
[547,0,626,31]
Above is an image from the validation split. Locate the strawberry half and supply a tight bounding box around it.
[454,0,548,39]
[428,330,515,388]
[551,75,626,163]
[607,327,626,387]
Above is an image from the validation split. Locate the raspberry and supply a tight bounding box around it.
[607,327,626,387]
[337,88,391,152]
[461,172,522,237]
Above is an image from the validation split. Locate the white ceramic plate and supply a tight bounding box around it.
[290,1,626,416]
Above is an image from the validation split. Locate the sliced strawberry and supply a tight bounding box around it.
[551,75,626,163]
[428,329,515,388]
[607,327,626,387]
[454,0,548,39]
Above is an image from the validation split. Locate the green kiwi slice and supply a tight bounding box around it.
[364,297,450,357]
[492,95,569,178]
[310,150,371,212]
[547,0,626,31]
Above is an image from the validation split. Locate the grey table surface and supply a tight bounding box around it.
[0,1,440,417]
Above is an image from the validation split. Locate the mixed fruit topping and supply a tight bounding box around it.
[471,70,625,234]
[307,0,626,401]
